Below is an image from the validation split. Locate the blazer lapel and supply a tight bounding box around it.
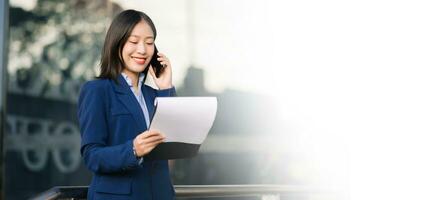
[111,77,147,132]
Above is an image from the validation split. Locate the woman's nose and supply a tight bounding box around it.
[136,43,146,54]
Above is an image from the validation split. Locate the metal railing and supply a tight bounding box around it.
[31,185,336,200]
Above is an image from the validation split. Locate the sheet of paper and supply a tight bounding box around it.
[149,97,217,144]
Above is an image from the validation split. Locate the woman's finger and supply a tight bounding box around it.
[157,52,165,57]
[142,135,165,144]
[144,140,164,150]
[142,141,164,154]
[139,130,161,138]
[156,53,170,63]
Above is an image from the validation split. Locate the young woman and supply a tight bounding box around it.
[78,9,176,200]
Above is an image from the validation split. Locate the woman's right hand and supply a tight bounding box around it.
[133,130,165,157]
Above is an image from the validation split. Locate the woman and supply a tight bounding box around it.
[78,9,176,200]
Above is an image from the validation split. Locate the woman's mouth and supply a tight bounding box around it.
[132,56,146,65]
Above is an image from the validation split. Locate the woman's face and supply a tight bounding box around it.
[121,20,155,75]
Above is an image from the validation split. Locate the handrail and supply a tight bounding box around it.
[31,184,334,200]
[174,185,328,198]
[30,186,87,200]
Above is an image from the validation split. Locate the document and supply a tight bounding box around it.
[145,97,217,160]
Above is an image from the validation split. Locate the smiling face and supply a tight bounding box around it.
[121,20,155,77]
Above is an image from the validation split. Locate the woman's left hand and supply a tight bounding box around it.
[149,52,173,90]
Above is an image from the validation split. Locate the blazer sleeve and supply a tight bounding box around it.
[156,86,177,97]
[78,82,140,174]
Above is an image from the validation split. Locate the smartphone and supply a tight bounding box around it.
[150,45,164,78]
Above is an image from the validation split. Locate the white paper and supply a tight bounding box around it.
[149,97,217,144]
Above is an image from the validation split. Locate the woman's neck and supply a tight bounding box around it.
[122,70,139,89]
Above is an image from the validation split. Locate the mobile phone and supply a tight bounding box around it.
[150,45,164,78]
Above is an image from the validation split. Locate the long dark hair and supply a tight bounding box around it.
[98,9,157,82]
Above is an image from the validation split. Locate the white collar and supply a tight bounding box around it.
[121,72,145,87]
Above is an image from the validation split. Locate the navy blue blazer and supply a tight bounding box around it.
[77,75,177,200]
